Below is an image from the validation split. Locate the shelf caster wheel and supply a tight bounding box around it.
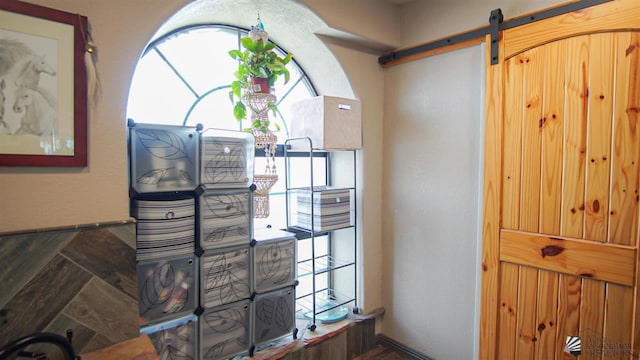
[293,328,299,340]
[307,323,316,331]
[352,307,361,314]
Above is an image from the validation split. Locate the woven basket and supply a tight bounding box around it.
[254,174,278,195]
[253,174,278,218]
[253,195,270,218]
[252,128,277,151]
[243,92,276,116]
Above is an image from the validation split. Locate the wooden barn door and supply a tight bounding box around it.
[480,1,640,359]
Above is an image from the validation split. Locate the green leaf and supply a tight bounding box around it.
[283,67,290,84]
[241,37,255,51]
[267,75,276,88]
[263,42,275,51]
[267,102,278,117]
[229,49,243,60]
[254,40,265,52]
[233,102,246,121]
[230,81,242,98]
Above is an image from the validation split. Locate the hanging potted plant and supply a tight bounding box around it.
[228,18,293,219]
[228,21,293,133]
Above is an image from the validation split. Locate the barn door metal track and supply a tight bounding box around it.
[378,0,611,66]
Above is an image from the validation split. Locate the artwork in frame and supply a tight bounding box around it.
[0,0,87,167]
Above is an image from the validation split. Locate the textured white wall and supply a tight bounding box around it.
[382,45,483,360]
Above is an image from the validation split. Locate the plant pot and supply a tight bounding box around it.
[251,77,271,94]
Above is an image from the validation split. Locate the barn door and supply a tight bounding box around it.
[480,1,640,359]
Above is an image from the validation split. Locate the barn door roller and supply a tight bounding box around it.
[489,9,503,65]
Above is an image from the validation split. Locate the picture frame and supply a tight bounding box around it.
[0,0,87,167]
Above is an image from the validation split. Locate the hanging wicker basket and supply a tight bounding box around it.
[243,92,276,117]
[253,173,278,218]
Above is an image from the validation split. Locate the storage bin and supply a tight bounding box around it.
[140,314,197,360]
[200,129,254,189]
[132,197,195,220]
[198,190,251,250]
[133,197,195,261]
[290,95,362,150]
[252,287,296,346]
[295,186,353,231]
[251,229,296,294]
[129,123,200,193]
[199,300,251,360]
[200,246,251,309]
[137,255,198,325]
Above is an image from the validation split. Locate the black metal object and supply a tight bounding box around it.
[0,332,76,360]
[489,9,503,65]
[378,0,612,66]
[377,27,487,65]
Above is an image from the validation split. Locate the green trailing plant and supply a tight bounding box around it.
[228,35,293,133]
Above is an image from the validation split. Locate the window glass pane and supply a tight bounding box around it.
[284,157,328,189]
[126,51,196,124]
[184,87,241,130]
[156,27,239,96]
[253,193,286,230]
[277,80,316,138]
[297,235,329,307]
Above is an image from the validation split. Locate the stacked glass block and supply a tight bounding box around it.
[128,122,296,359]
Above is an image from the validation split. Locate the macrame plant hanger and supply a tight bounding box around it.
[245,15,278,218]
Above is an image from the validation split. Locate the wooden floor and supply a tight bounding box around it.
[354,344,419,360]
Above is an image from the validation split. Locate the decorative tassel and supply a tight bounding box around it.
[79,15,101,108]
[85,37,101,107]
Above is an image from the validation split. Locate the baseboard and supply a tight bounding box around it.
[375,334,433,360]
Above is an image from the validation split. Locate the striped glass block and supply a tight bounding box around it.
[133,197,195,261]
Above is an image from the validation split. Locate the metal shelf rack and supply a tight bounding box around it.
[284,137,357,330]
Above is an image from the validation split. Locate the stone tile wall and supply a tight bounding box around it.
[0,222,139,354]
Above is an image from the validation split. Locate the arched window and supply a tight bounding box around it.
[127,25,316,135]
[126,24,319,230]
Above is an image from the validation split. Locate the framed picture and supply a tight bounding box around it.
[0,0,87,166]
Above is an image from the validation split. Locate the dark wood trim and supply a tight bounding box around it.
[376,334,433,360]
[0,218,136,236]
